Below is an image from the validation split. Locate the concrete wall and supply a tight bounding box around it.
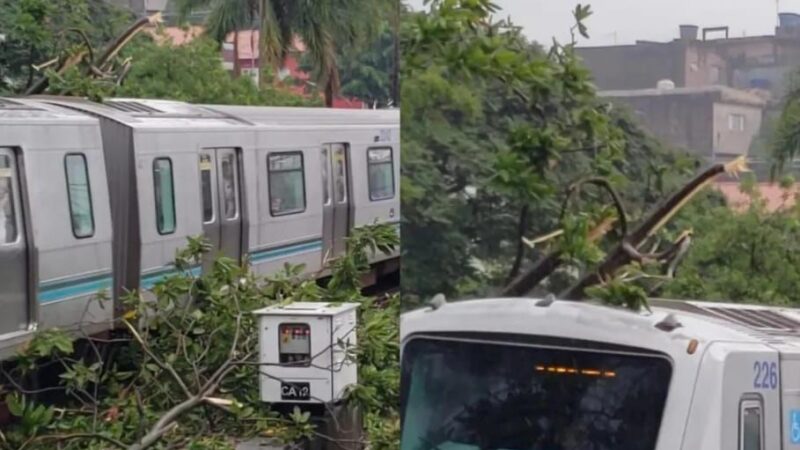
[712,102,763,156]
[684,44,729,87]
[579,37,800,98]
[607,93,714,156]
[577,43,687,90]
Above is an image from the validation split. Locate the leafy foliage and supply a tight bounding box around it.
[0,0,318,107]
[300,18,398,107]
[0,223,399,450]
[662,186,800,305]
[0,0,131,94]
[117,36,320,106]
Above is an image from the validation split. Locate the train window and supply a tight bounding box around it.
[320,148,330,205]
[401,337,672,450]
[367,147,394,201]
[333,145,347,203]
[153,158,176,235]
[64,154,95,239]
[268,152,306,216]
[0,154,17,244]
[220,154,238,220]
[199,155,214,223]
[740,399,763,450]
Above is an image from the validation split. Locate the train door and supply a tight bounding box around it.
[321,143,351,262]
[198,148,242,270]
[0,148,29,334]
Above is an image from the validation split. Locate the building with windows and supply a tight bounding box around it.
[599,85,766,163]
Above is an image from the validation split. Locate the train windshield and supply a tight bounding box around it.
[400,337,672,450]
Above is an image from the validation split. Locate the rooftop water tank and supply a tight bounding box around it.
[679,25,699,41]
[779,12,800,28]
[657,79,676,90]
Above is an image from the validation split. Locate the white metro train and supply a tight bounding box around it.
[400,297,800,450]
[0,97,399,360]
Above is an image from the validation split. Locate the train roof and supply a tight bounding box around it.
[201,104,399,126]
[32,96,249,129]
[26,96,398,129]
[401,297,800,354]
[0,97,97,124]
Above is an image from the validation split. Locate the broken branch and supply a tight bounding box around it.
[561,157,747,300]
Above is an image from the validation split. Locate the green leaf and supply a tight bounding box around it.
[6,393,24,417]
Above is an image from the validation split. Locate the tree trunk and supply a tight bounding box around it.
[26,45,35,89]
[505,204,530,284]
[232,29,241,78]
[258,0,269,90]
[325,77,334,107]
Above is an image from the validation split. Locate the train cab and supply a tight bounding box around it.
[401,297,800,450]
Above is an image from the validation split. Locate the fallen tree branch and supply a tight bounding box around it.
[502,216,616,296]
[123,320,193,399]
[502,176,628,297]
[505,204,530,283]
[561,157,747,300]
[25,12,161,95]
[559,177,629,237]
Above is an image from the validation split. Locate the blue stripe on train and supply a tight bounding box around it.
[38,274,113,304]
[37,240,323,303]
[139,265,202,290]
[250,240,322,264]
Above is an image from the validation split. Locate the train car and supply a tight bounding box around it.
[0,96,399,360]
[40,96,260,304]
[0,98,113,359]
[401,297,800,450]
[200,103,400,279]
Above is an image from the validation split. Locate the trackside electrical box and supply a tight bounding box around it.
[253,302,359,404]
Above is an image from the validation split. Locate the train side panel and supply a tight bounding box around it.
[0,120,114,350]
[780,354,800,448]
[132,128,258,294]
[681,342,781,450]
[252,142,324,277]
[348,126,400,265]
[249,125,400,281]
[34,126,113,326]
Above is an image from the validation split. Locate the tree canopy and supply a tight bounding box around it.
[117,36,320,106]
[176,0,395,106]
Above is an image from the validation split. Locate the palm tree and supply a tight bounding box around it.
[178,0,390,107]
[177,0,257,79]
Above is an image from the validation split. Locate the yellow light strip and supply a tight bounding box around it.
[534,365,617,378]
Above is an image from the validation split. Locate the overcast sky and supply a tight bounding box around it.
[406,0,800,47]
